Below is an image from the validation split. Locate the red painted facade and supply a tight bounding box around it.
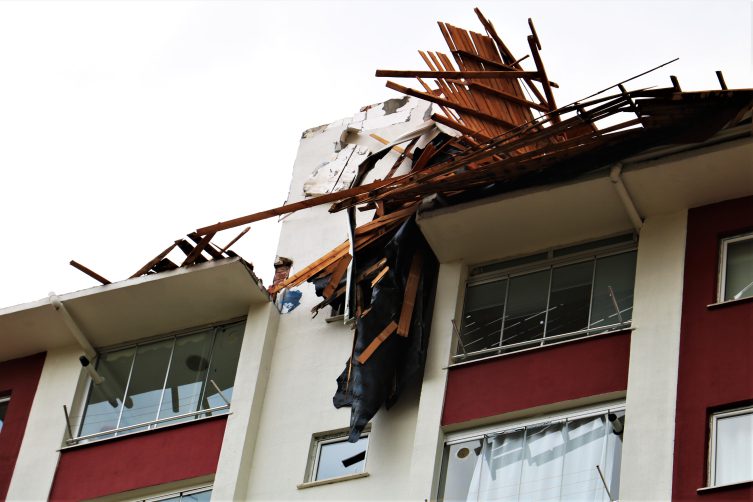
[672,196,753,501]
[442,331,631,426]
[50,415,227,501]
[0,352,46,500]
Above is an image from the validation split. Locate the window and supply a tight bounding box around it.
[141,486,212,502]
[438,407,624,501]
[719,233,753,302]
[0,395,9,434]
[72,320,244,444]
[457,235,637,361]
[305,429,370,483]
[708,406,753,487]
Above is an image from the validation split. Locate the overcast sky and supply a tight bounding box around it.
[0,0,750,308]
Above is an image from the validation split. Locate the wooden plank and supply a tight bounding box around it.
[69,260,111,285]
[370,266,390,287]
[385,137,419,179]
[450,80,549,112]
[527,32,558,121]
[187,232,224,260]
[175,239,208,264]
[451,49,514,70]
[430,113,491,141]
[376,69,545,80]
[323,255,352,299]
[181,232,216,266]
[386,81,517,129]
[397,252,423,337]
[356,321,398,365]
[473,8,549,107]
[270,209,414,293]
[130,242,178,278]
[220,227,250,253]
[196,170,414,235]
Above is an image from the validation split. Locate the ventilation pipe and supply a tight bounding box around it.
[609,163,643,233]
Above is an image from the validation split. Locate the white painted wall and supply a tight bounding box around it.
[408,261,464,501]
[6,345,83,501]
[212,301,279,500]
[240,99,449,500]
[619,210,687,501]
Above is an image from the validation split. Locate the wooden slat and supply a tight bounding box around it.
[187,232,224,260]
[370,266,390,287]
[220,227,250,253]
[322,255,352,299]
[450,80,549,112]
[527,30,558,121]
[386,81,517,130]
[69,260,111,285]
[397,252,423,337]
[130,242,178,278]
[181,232,216,266]
[196,169,415,235]
[356,321,398,364]
[377,69,546,81]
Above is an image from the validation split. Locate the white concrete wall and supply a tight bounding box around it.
[240,99,448,500]
[6,345,83,501]
[212,302,279,500]
[619,210,687,501]
[408,261,464,501]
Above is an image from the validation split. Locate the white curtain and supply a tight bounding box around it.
[462,416,617,502]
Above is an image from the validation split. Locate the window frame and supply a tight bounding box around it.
[717,232,753,303]
[68,318,245,446]
[707,405,753,487]
[141,484,213,502]
[455,234,637,363]
[0,394,9,434]
[439,400,626,501]
[303,426,371,485]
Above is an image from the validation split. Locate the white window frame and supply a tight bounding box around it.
[718,232,753,302]
[707,405,753,487]
[455,234,637,362]
[68,318,245,446]
[439,400,626,501]
[303,426,370,485]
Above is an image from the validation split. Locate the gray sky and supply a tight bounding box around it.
[0,0,750,308]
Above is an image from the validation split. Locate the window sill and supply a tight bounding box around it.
[697,479,753,494]
[297,472,369,489]
[707,295,753,310]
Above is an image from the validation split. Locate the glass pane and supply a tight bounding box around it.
[157,330,214,426]
[438,439,483,501]
[182,489,212,502]
[0,398,9,433]
[79,347,135,438]
[519,422,566,501]
[119,339,173,433]
[590,252,636,331]
[459,280,507,356]
[724,237,753,301]
[546,261,593,338]
[315,435,369,481]
[203,322,244,409]
[560,416,610,501]
[476,429,525,500]
[715,411,753,485]
[502,270,549,348]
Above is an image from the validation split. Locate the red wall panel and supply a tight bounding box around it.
[443,331,630,426]
[672,196,753,501]
[50,415,227,501]
[0,352,46,500]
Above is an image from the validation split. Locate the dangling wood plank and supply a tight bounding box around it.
[356,321,398,364]
[397,252,424,337]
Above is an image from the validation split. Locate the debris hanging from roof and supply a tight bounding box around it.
[71,8,753,442]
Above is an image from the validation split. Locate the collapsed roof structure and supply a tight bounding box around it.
[70,8,753,442]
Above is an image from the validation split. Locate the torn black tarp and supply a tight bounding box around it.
[328,216,437,442]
